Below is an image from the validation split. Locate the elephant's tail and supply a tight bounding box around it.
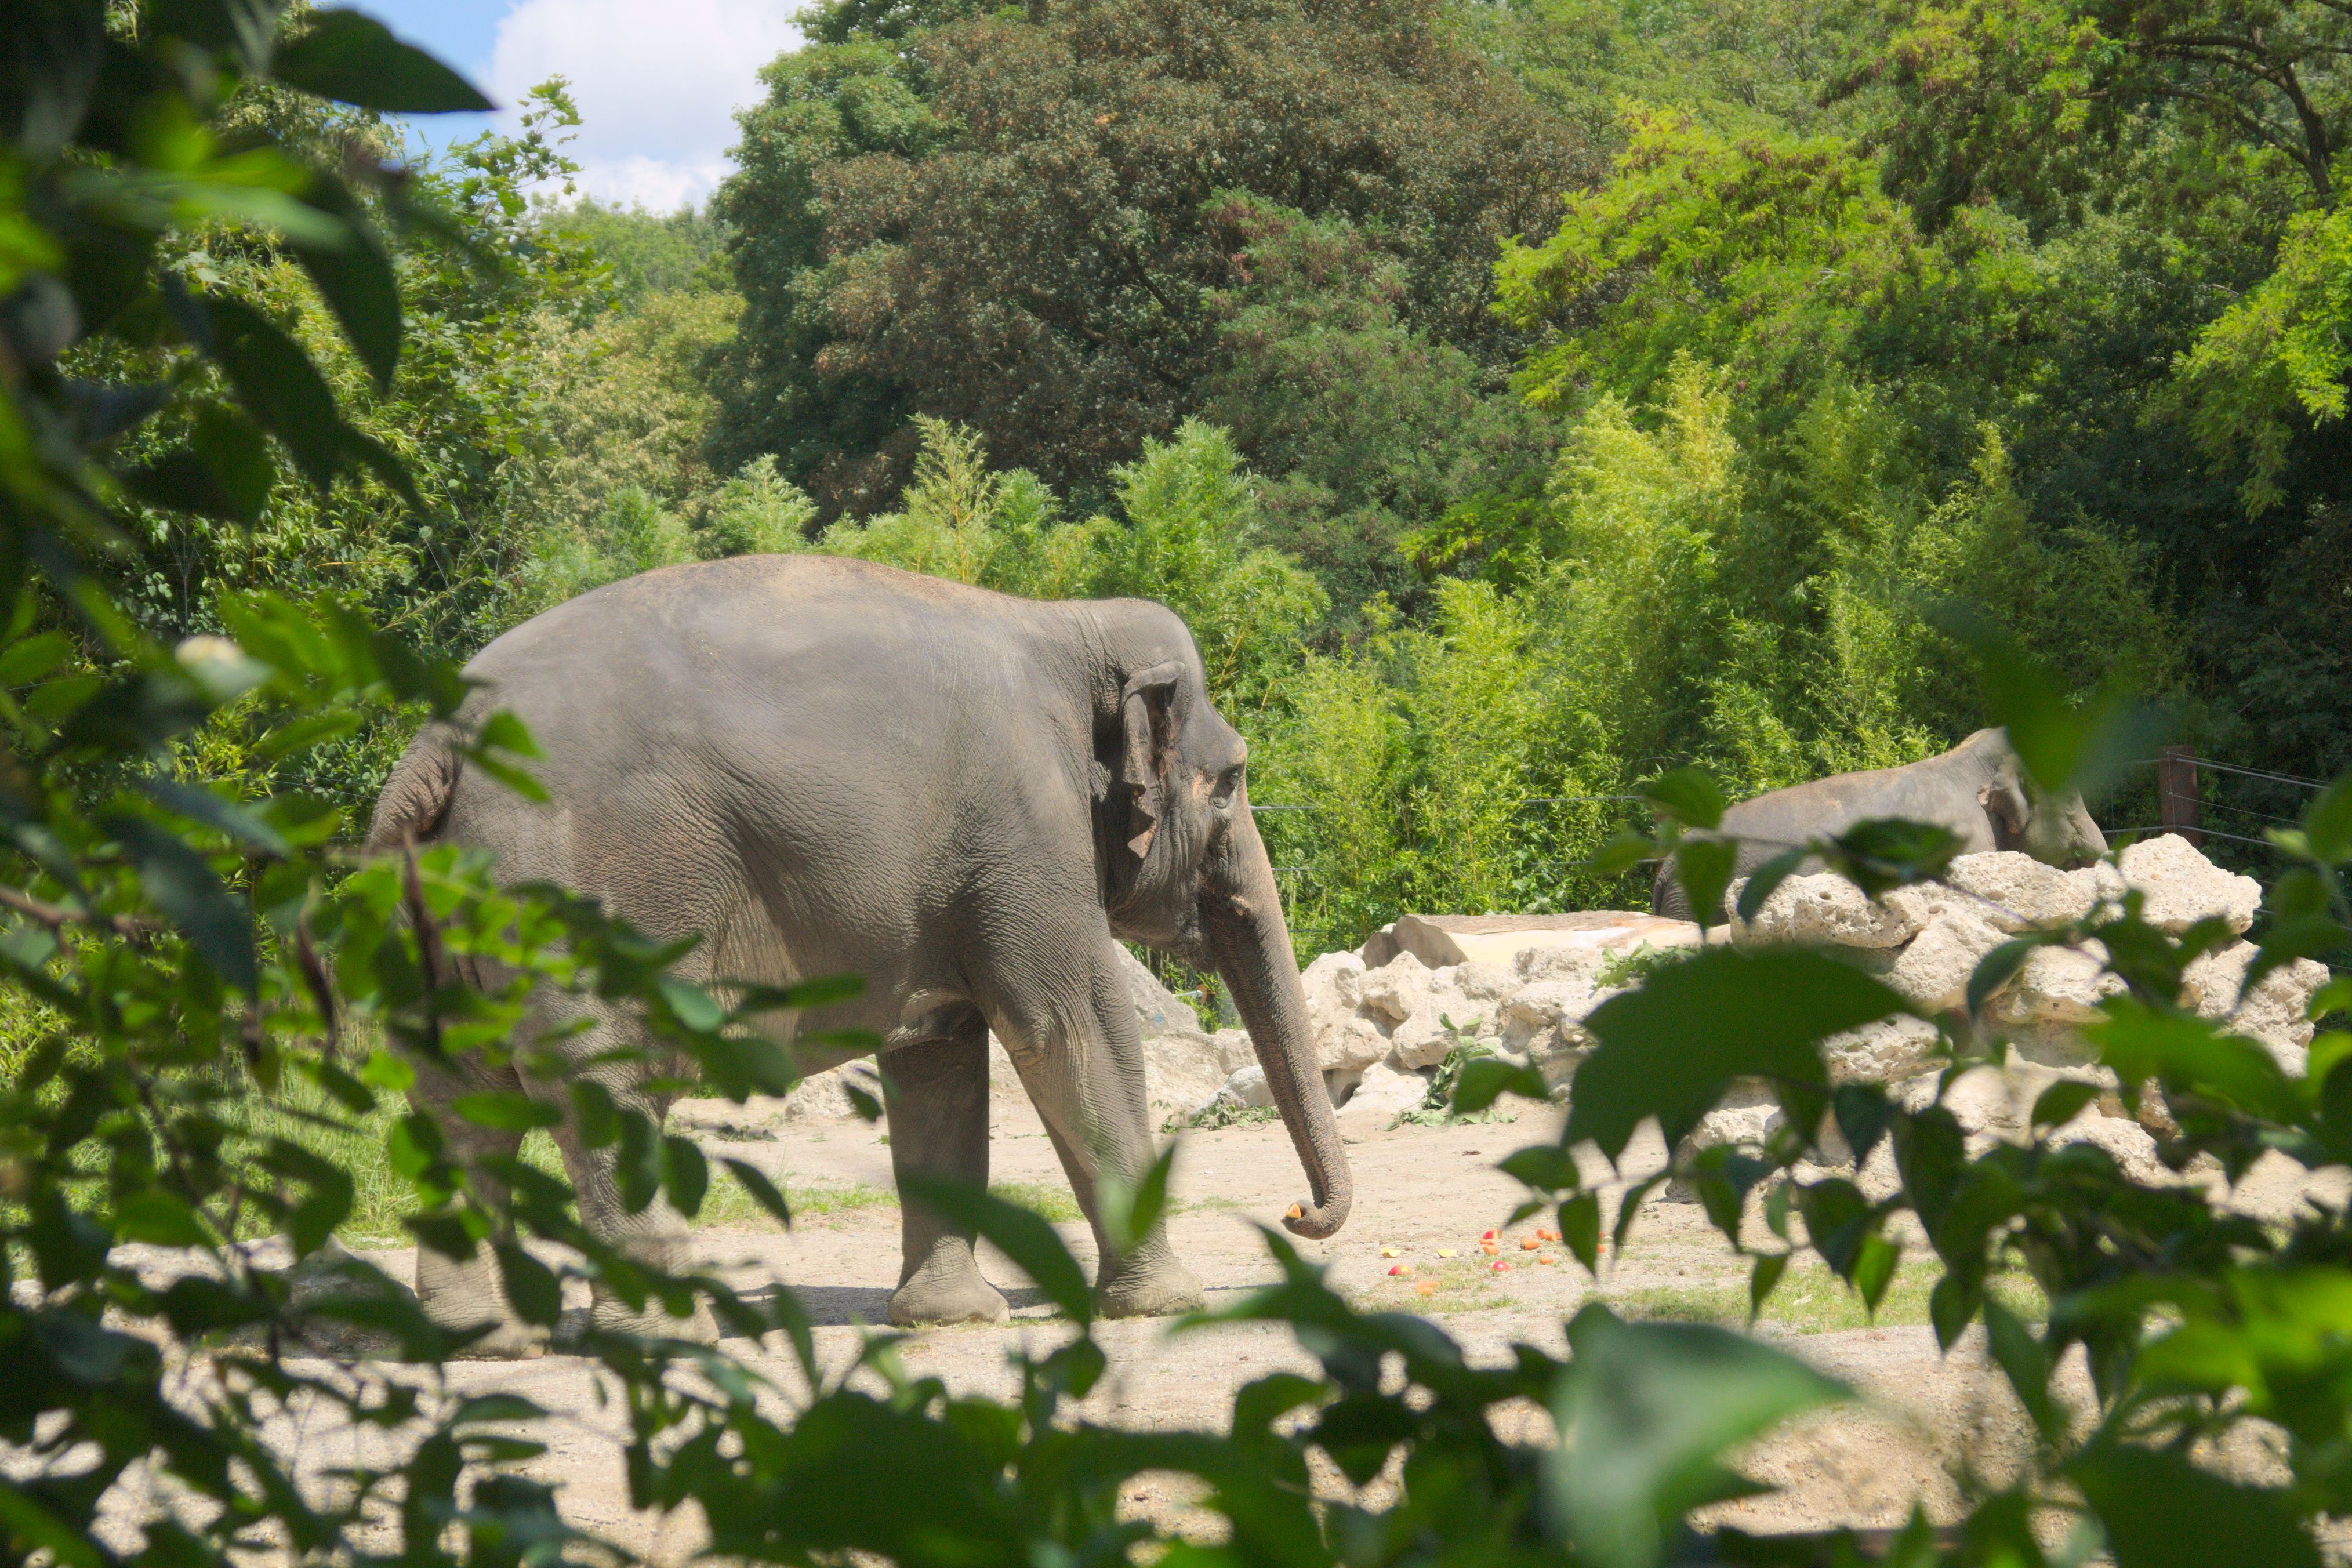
[366,724,463,851]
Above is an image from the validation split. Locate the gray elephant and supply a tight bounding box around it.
[367,554,1351,1352]
[1650,728,2108,920]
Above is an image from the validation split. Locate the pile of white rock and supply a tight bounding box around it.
[1692,834,2329,1187]
[777,835,2331,1171]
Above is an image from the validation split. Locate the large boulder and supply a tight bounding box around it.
[1940,852,2094,932]
[2103,833,2263,935]
[2184,942,2331,1073]
[1882,906,2009,1014]
[1334,1061,1435,1138]
[1820,1015,1942,1084]
[1726,872,1922,949]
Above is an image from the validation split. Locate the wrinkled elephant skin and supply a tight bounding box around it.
[368,556,1351,1351]
[1652,728,2109,919]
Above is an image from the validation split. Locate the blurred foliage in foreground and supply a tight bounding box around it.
[8,5,2352,1568]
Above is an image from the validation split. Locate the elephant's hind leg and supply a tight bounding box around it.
[884,1017,1011,1326]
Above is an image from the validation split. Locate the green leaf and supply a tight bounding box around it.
[903,1171,1093,1324]
[1819,818,1964,898]
[140,776,290,853]
[2087,1000,2297,1121]
[1560,1190,1601,1273]
[450,1091,560,1133]
[1098,1141,1178,1256]
[1747,1252,1787,1323]
[1570,947,1910,1158]
[204,296,351,491]
[2070,1447,2319,1568]
[1550,1304,1849,1568]
[105,815,257,992]
[113,1190,213,1248]
[662,1134,709,1217]
[2303,776,2352,865]
[1500,1143,1582,1193]
[1929,1272,1980,1353]
[1452,1055,1548,1115]
[292,173,401,390]
[1642,767,1725,830]
[1967,937,2039,1017]
[271,10,496,112]
[1853,1235,1898,1317]
[1983,1297,2060,1443]
[2030,1079,2101,1130]
[1671,837,1738,928]
[495,1242,562,1327]
[721,1158,793,1229]
[656,976,724,1032]
[1734,847,1808,921]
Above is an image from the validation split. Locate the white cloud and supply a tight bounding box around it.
[485,0,800,209]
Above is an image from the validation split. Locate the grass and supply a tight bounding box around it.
[226,1078,1089,1242]
[1609,1257,2045,1336]
[1166,1101,1279,1134]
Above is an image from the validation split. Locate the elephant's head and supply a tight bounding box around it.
[1974,733,2110,866]
[1096,612,1352,1239]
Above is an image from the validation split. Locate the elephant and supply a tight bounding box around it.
[1650,728,2110,920]
[366,554,1351,1353]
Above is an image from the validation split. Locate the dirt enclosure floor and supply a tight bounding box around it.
[72,1084,2352,1562]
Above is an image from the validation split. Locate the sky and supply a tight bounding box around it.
[378,0,803,210]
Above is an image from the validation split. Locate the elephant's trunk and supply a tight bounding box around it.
[1204,801,1352,1239]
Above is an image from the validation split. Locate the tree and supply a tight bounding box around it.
[713,0,1592,512]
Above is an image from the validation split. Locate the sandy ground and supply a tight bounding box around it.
[45,1084,2345,1561]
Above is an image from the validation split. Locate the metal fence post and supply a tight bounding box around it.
[2158,746,2202,847]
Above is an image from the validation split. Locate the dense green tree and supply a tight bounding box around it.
[1196,195,1558,622]
[539,195,732,302]
[713,0,1592,514]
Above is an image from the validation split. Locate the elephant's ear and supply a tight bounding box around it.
[1978,764,2031,845]
[1120,662,1186,859]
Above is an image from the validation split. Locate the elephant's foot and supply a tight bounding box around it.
[890,1257,1011,1326]
[445,1317,551,1360]
[589,1290,721,1345]
[1094,1255,1204,1319]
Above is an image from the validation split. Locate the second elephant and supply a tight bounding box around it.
[1651,728,2109,920]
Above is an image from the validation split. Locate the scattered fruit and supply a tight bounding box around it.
[1388,1264,1413,1276]
[1480,1229,1498,1242]
[1537,1254,1557,1265]
[1480,1243,1498,1256]
[1536,1228,1559,1242]
[1415,1280,1438,1295]
[1435,1248,1457,1258]
[1520,1238,1539,1250]
[1380,1247,1399,1258]
[1491,1260,1512,1272]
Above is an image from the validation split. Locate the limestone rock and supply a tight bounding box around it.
[1987,943,2125,1030]
[1206,1028,1255,1076]
[2186,943,2329,1073]
[2116,833,2262,935]
[1334,1061,1434,1137]
[1144,1033,1235,1119]
[2049,1110,2166,1185]
[1388,1012,1457,1071]
[782,1061,883,1120]
[1213,1064,1274,1111]
[1820,1015,1942,1085]
[1883,907,2009,1014]
[1515,944,1610,984]
[1690,1102,1787,1152]
[1726,873,1921,950]
[1358,951,1432,1023]
[1941,852,2094,932]
[1312,1007,1391,1075]
[1119,945,1207,1041]
[1300,949,1366,1015]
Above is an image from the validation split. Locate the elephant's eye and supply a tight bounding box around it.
[1213,765,1243,807]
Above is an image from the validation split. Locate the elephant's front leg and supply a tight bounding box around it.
[994,940,1204,1320]
[885,1019,1011,1326]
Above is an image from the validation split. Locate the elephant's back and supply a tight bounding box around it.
[431,556,1075,982]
